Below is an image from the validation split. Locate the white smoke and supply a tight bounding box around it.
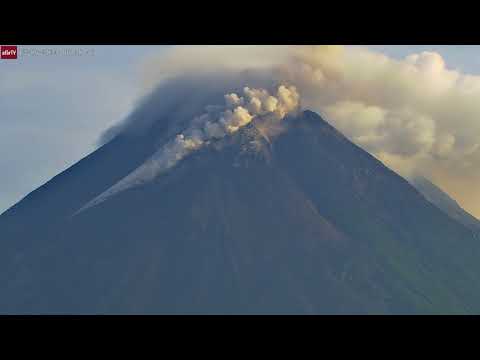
[74,85,299,214]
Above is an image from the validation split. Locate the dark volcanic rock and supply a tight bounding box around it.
[1,110,480,314]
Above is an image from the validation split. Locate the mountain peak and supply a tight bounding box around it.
[2,109,480,314]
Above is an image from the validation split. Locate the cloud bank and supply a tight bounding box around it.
[90,45,480,217]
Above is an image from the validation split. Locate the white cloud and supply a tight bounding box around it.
[128,45,480,216]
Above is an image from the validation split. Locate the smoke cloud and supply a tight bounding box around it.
[81,45,480,217]
[75,84,299,214]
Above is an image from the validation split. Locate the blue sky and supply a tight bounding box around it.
[1,46,167,213]
[1,45,480,214]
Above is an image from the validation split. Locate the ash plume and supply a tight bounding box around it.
[74,85,299,215]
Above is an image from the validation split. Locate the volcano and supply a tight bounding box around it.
[2,110,480,314]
